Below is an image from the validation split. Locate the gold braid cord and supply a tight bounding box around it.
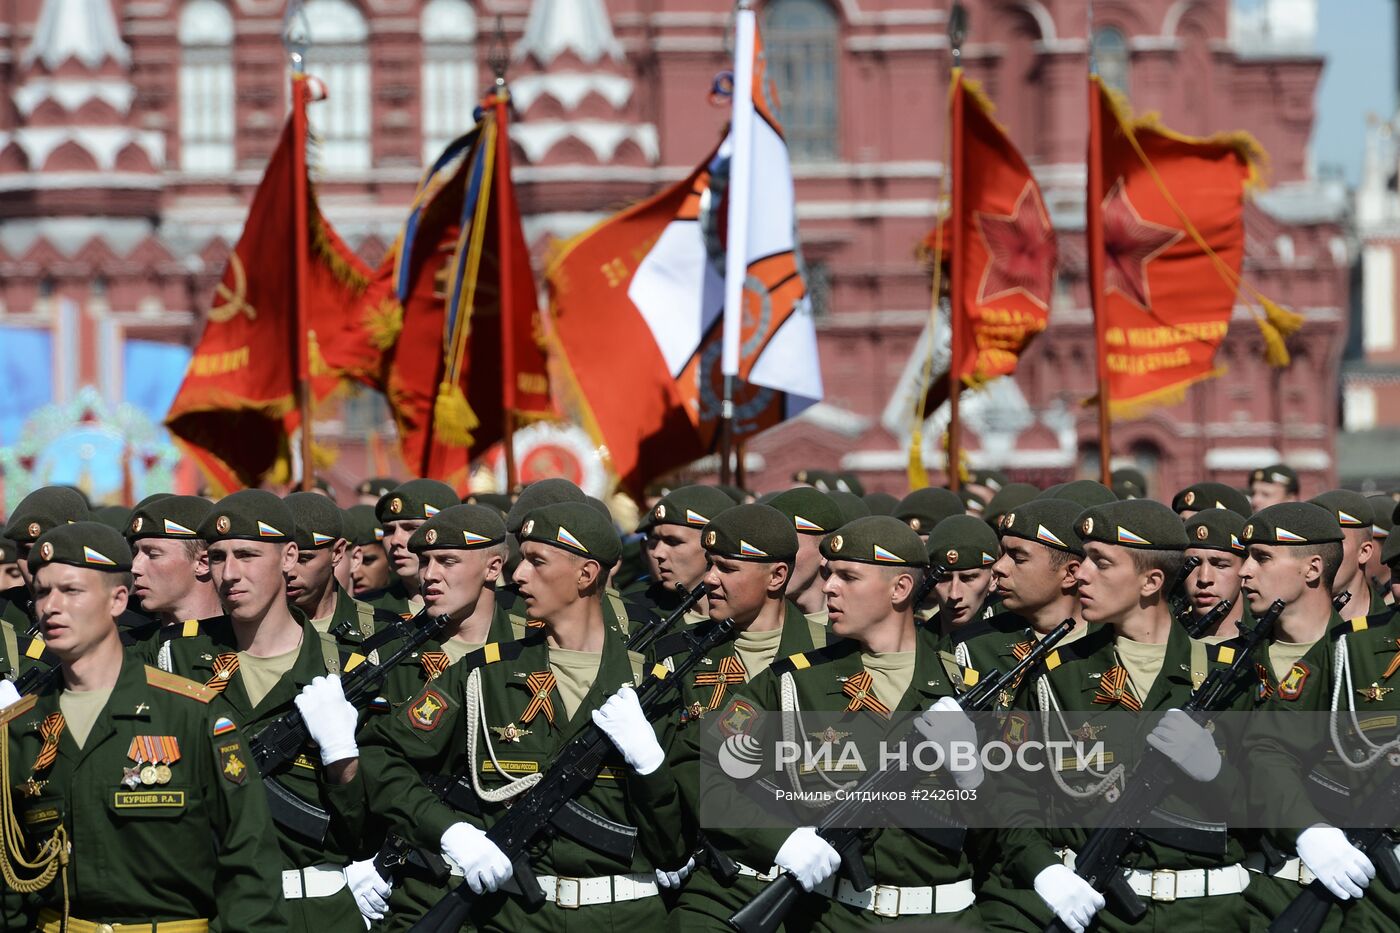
[0,722,71,919]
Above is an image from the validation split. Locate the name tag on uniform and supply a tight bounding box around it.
[114,791,185,808]
[22,806,60,825]
[481,760,538,775]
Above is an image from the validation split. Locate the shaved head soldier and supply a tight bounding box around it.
[126,495,219,626]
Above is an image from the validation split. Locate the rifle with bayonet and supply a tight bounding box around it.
[1169,556,1204,627]
[727,618,1076,933]
[409,616,739,933]
[1043,598,1284,932]
[250,607,451,844]
[1185,597,1234,640]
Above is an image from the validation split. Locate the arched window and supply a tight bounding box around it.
[179,0,234,173]
[763,0,839,162]
[421,0,478,164]
[303,0,371,172]
[1094,27,1130,94]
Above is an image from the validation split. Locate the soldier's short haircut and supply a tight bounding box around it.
[180,539,205,562]
[1128,547,1185,592]
[1295,541,1344,591]
[1047,547,1080,572]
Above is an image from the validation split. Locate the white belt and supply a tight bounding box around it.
[814,876,975,917]
[1058,849,1248,901]
[535,873,660,908]
[735,862,780,882]
[1246,853,1315,886]
[281,863,348,899]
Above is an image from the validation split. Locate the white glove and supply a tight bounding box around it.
[914,696,985,789]
[1033,864,1105,933]
[1297,825,1375,900]
[0,679,19,711]
[591,685,665,775]
[774,826,840,893]
[1144,709,1221,782]
[345,858,392,921]
[441,822,513,895]
[294,675,360,766]
[656,855,696,889]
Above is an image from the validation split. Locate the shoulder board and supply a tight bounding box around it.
[1205,640,1246,666]
[1042,627,1111,669]
[144,665,217,703]
[627,649,646,684]
[339,647,372,674]
[460,637,536,671]
[771,638,859,675]
[19,635,52,664]
[370,607,404,626]
[160,618,210,643]
[1330,614,1372,641]
[0,693,38,726]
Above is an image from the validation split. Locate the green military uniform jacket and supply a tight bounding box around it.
[1245,609,1400,931]
[356,622,687,932]
[357,579,412,616]
[321,584,403,653]
[690,626,981,930]
[984,620,1255,931]
[140,612,371,932]
[0,652,287,930]
[940,610,1043,714]
[378,603,525,710]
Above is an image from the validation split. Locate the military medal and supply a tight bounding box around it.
[128,735,180,787]
[20,778,47,798]
[809,726,850,745]
[1358,682,1394,703]
[140,765,159,785]
[1071,722,1107,743]
[491,723,530,744]
[121,767,143,790]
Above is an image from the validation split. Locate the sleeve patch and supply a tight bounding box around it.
[212,716,237,737]
[406,689,450,731]
[220,743,248,784]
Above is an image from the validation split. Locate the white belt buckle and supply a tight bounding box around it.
[871,884,901,918]
[555,876,581,909]
[1150,869,1177,902]
[282,870,304,900]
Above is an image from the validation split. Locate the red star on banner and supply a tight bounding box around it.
[974,182,1057,310]
[1101,179,1182,311]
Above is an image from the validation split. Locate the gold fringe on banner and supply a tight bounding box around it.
[364,297,404,351]
[433,381,479,448]
[309,206,370,295]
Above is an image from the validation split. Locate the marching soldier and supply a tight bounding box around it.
[1239,503,1397,929]
[1,486,92,633]
[353,501,687,930]
[0,537,23,591]
[1310,489,1386,619]
[766,487,844,628]
[924,514,1001,637]
[991,500,1252,932]
[694,516,982,928]
[0,521,287,931]
[377,479,462,617]
[284,492,401,652]
[1364,494,1394,597]
[126,495,220,628]
[1171,482,1252,520]
[1182,508,1250,641]
[983,483,1040,531]
[636,484,736,621]
[652,504,829,926]
[1249,463,1300,512]
[145,490,374,932]
[893,487,966,542]
[495,478,589,618]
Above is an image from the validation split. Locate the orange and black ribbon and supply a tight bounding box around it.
[33,713,65,772]
[694,656,747,711]
[205,653,240,693]
[522,672,557,725]
[842,670,892,718]
[1383,638,1400,682]
[1255,663,1276,701]
[1093,666,1143,712]
[420,651,451,681]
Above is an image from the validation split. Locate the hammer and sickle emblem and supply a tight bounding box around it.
[210,254,257,324]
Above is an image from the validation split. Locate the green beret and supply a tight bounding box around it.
[958,489,987,515]
[342,505,384,547]
[1171,482,1252,518]
[819,516,928,568]
[465,492,513,517]
[700,504,798,563]
[1308,490,1374,533]
[1075,500,1188,550]
[862,492,899,516]
[767,488,843,536]
[714,484,748,504]
[92,505,131,533]
[998,500,1084,556]
[1184,508,1247,554]
[646,485,735,532]
[1367,494,1393,539]
[0,537,17,564]
[4,486,91,543]
[1242,502,1342,546]
[1039,480,1118,510]
[409,504,507,553]
[894,488,965,535]
[518,501,621,566]
[128,495,212,541]
[1110,467,1148,500]
[828,490,872,525]
[506,478,586,534]
[834,473,866,497]
[376,479,459,525]
[132,492,173,511]
[968,469,1009,493]
[1251,463,1299,492]
[356,476,399,499]
[925,514,1002,570]
[200,490,296,544]
[585,496,614,524]
[793,469,840,492]
[983,482,1039,526]
[286,492,346,549]
[28,521,132,574]
[1382,530,1400,567]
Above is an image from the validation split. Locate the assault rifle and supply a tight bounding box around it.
[627,582,711,654]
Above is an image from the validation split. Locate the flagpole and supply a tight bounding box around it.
[491,77,519,493]
[284,5,314,492]
[719,1,757,486]
[946,6,967,492]
[1086,19,1113,485]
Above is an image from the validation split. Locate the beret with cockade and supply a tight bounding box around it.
[409,504,508,553]
[699,504,798,563]
[376,479,459,525]
[819,516,928,568]
[4,486,91,543]
[1171,482,1252,518]
[285,492,346,549]
[127,495,212,542]
[1308,490,1374,534]
[518,501,621,566]
[1075,499,1189,550]
[925,514,1002,571]
[199,489,296,543]
[1184,508,1247,554]
[894,487,965,535]
[28,521,133,574]
[342,505,384,547]
[1251,463,1299,492]
[998,499,1085,556]
[1039,480,1118,510]
[767,487,843,536]
[1241,502,1342,547]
